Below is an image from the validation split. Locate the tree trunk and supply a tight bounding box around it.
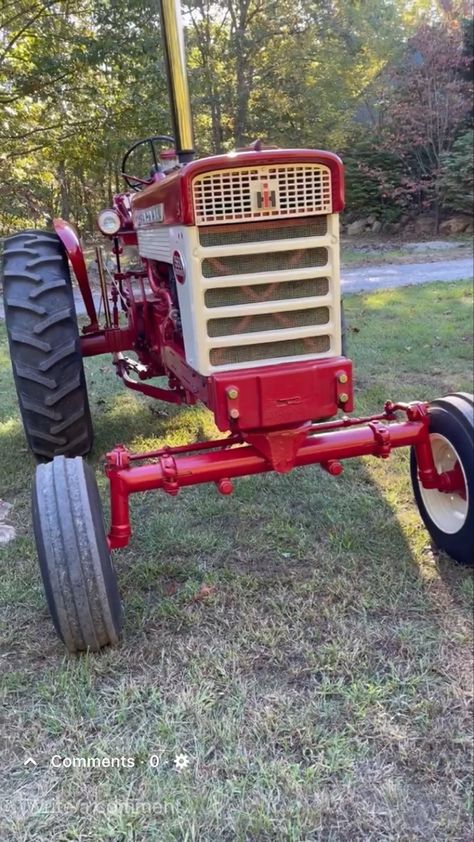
[107,159,113,206]
[234,56,250,147]
[228,0,252,147]
[210,88,224,154]
[434,196,440,234]
[57,161,70,220]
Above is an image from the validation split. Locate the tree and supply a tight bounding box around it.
[2,0,470,234]
[438,129,474,214]
[374,21,473,225]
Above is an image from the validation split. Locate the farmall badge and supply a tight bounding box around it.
[134,203,164,228]
[251,175,280,212]
[172,250,186,284]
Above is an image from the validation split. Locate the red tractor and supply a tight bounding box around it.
[2,0,472,653]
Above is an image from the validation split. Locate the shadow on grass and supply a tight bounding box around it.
[1,278,472,656]
[90,393,214,456]
[1,363,471,637]
[1,296,473,839]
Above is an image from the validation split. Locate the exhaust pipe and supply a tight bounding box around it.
[158,0,195,163]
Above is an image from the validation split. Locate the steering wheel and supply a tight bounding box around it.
[121,135,175,191]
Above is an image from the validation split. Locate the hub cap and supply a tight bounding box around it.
[419,434,468,534]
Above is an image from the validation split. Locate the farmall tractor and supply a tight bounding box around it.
[2,0,473,652]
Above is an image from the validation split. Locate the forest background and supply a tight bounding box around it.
[0,0,472,236]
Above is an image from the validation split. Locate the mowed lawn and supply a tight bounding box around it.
[0,281,473,841]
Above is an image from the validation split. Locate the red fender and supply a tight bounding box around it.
[53,218,99,331]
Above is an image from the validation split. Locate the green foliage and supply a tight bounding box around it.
[343,138,406,220]
[373,20,473,215]
[0,1,472,235]
[439,130,474,214]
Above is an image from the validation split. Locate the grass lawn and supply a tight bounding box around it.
[0,281,473,841]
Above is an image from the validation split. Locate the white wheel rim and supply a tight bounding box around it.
[419,434,469,534]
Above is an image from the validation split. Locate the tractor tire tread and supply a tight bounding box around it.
[44,374,82,405]
[19,395,62,420]
[3,270,41,283]
[430,393,473,437]
[2,229,93,460]
[4,297,46,315]
[9,329,51,351]
[33,307,72,333]
[26,255,64,269]
[32,456,122,652]
[38,339,77,371]
[30,279,68,298]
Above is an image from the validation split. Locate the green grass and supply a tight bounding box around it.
[0,281,473,841]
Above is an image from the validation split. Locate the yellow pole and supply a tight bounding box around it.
[158,0,195,162]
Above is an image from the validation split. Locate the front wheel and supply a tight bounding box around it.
[32,456,123,652]
[410,393,473,566]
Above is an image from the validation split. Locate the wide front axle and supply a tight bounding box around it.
[104,400,460,549]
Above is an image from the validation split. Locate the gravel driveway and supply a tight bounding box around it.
[0,256,472,319]
[341,257,473,294]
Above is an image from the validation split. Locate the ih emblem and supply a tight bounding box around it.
[251,178,280,212]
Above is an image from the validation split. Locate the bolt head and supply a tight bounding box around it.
[229,408,240,419]
[338,372,348,384]
[217,478,234,495]
[339,392,349,403]
[227,387,239,400]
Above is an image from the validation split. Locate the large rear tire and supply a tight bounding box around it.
[32,456,123,652]
[411,393,473,566]
[2,229,93,460]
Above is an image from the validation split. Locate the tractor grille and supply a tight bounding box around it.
[199,216,328,246]
[210,336,331,367]
[208,306,329,337]
[198,214,335,369]
[202,248,327,278]
[204,277,329,309]
[193,164,332,225]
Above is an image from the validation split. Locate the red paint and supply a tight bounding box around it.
[116,359,183,403]
[98,327,354,435]
[208,357,353,432]
[260,181,271,209]
[322,460,343,476]
[105,402,434,550]
[53,218,99,330]
[51,153,447,562]
[216,478,234,495]
[160,344,209,401]
[80,328,136,357]
[438,462,466,498]
[132,148,345,224]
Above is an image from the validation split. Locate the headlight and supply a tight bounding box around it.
[97,209,121,235]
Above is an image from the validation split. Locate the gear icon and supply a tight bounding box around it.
[174,753,190,772]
